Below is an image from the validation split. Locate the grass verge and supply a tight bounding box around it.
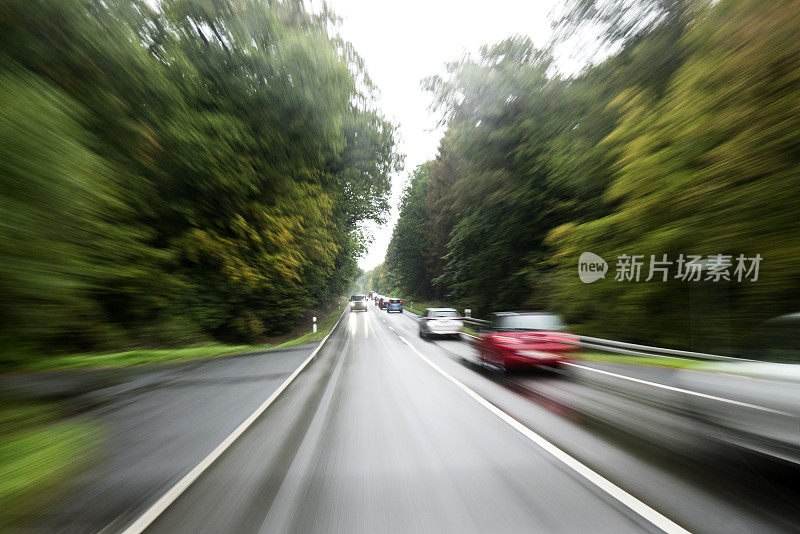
[0,300,349,528]
[20,343,271,373]
[275,299,346,348]
[12,298,347,373]
[573,351,707,369]
[0,405,100,529]
[460,325,479,336]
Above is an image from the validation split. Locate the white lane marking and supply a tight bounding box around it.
[443,330,786,416]
[564,363,791,416]
[397,335,692,534]
[115,309,347,534]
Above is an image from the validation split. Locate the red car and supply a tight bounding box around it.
[474,312,578,371]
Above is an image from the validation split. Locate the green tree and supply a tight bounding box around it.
[550,0,800,351]
[385,163,434,299]
[421,37,580,312]
[0,0,399,363]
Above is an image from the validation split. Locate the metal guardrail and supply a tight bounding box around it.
[460,317,490,326]
[568,335,740,362]
[456,316,737,362]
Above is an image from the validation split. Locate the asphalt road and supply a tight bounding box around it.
[28,303,800,534]
[25,343,318,534]
[144,307,655,534]
[130,304,800,534]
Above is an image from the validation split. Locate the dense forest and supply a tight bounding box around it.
[376,0,800,353]
[0,0,400,365]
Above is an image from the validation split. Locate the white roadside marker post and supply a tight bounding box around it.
[312,316,317,333]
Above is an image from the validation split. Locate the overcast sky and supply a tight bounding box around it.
[315,0,573,270]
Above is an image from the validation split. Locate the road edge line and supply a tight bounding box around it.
[443,328,779,415]
[114,308,347,534]
[397,335,692,534]
[564,362,788,415]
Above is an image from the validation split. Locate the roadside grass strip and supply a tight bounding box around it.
[0,406,101,528]
[11,299,348,373]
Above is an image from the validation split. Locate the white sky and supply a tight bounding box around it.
[317,0,575,270]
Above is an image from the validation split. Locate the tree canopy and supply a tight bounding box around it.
[0,0,400,365]
[383,0,800,353]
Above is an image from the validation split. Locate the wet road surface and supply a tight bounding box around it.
[26,344,318,533]
[145,308,662,534]
[28,304,800,534]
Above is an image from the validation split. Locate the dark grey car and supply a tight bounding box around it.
[349,294,368,311]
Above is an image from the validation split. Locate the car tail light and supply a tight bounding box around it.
[492,335,522,344]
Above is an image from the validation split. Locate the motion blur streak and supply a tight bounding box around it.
[397,336,692,534]
[0,0,398,526]
[115,310,346,534]
[124,307,800,534]
[143,309,651,534]
[348,313,359,337]
[373,0,800,357]
[5,0,800,532]
[564,363,793,417]
[0,0,399,364]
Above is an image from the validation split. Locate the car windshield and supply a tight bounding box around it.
[431,310,459,318]
[494,314,564,331]
[389,299,401,303]
[351,295,364,301]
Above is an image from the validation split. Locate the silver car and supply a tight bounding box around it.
[419,308,463,339]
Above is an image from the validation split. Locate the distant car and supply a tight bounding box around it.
[419,308,463,339]
[349,294,368,312]
[378,296,387,309]
[386,298,403,313]
[474,312,577,371]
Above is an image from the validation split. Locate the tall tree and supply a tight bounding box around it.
[385,163,434,299]
[549,0,800,350]
[0,0,399,363]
